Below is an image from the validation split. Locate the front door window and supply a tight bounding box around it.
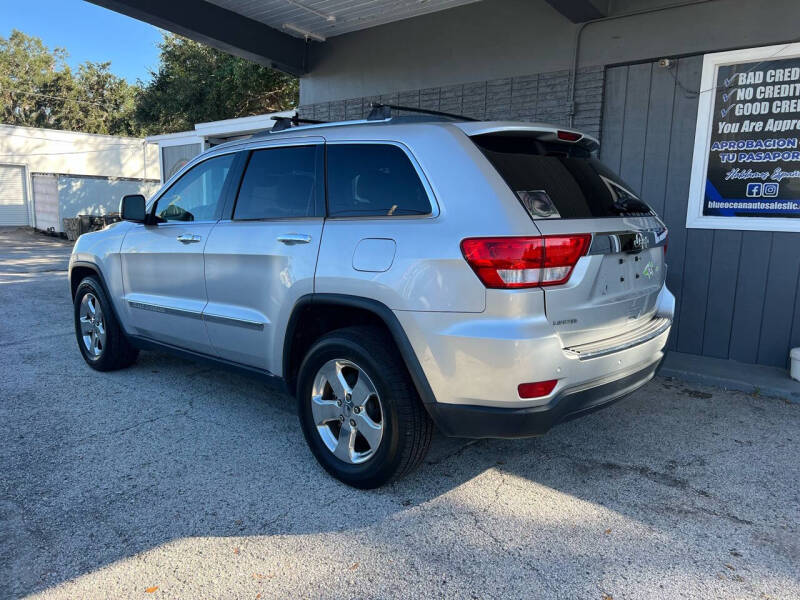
[154,153,235,222]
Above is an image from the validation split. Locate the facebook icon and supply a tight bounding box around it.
[746,182,762,197]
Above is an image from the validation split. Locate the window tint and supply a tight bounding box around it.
[472,134,654,219]
[234,145,321,220]
[155,153,235,222]
[327,144,431,217]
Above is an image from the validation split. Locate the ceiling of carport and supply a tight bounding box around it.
[87,0,609,76]
[205,0,482,40]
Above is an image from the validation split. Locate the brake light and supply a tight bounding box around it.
[460,235,591,289]
[557,130,583,142]
[518,379,558,398]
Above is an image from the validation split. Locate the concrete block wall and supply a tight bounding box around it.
[299,66,604,139]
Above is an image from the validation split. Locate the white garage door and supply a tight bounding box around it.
[0,164,29,226]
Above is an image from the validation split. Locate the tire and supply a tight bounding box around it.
[73,276,139,371]
[297,325,433,488]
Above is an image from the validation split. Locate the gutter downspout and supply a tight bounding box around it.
[567,0,715,126]
[142,139,147,181]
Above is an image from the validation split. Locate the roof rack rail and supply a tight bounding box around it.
[270,113,326,132]
[367,103,477,122]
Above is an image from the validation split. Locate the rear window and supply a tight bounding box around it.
[327,144,431,217]
[472,134,654,219]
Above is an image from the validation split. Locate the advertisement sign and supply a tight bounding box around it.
[687,43,800,231]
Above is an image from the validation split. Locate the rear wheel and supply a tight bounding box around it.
[297,326,433,488]
[73,276,138,371]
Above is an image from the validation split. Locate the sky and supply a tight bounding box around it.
[1,0,163,83]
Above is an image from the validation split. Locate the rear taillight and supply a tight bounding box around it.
[460,235,591,289]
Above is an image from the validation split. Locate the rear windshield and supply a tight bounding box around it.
[472,134,654,219]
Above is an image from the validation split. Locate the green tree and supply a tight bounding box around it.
[1,30,298,136]
[0,29,137,135]
[0,30,68,126]
[73,62,138,135]
[135,34,298,134]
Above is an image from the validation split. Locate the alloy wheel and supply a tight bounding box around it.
[310,359,384,464]
[78,292,106,358]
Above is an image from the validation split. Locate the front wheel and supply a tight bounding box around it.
[297,326,433,488]
[73,276,138,371]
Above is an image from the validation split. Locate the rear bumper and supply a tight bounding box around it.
[426,357,662,438]
[394,285,674,410]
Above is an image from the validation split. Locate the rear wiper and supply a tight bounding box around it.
[611,199,652,215]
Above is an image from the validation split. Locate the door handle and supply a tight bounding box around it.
[277,233,312,245]
[177,233,201,244]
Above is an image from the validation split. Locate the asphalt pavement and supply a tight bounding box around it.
[1,226,798,599]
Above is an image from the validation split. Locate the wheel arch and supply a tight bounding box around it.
[69,261,126,331]
[283,294,437,406]
[69,261,104,299]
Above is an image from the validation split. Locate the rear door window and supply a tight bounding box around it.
[472,134,654,219]
[327,144,431,217]
[233,145,323,220]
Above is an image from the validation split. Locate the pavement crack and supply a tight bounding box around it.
[664,503,755,526]
[425,439,482,466]
[45,410,190,452]
[466,471,512,553]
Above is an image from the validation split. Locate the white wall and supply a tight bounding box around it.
[58,175,160,219]
[0,124,160,180]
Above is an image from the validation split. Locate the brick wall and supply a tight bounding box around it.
[298,66,604,139]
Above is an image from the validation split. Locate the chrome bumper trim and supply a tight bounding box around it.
[565,317,671,360]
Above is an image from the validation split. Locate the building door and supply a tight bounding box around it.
[0,165,29,226]
[32,174,59,232]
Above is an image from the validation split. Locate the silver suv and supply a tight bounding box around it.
[69,106,674,488]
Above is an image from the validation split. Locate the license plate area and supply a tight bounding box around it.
[595,249,664,299]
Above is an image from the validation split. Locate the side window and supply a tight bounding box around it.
[327,144,431,217]
[233,145,321,220]
[154,153,235,222]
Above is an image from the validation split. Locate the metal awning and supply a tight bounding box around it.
[87,0,483,75]
[206,0,483,40]
[86,0,609,75]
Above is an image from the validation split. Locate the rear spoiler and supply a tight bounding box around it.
[454,121,600,152]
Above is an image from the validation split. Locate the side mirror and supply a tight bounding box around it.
[120,194,146,223]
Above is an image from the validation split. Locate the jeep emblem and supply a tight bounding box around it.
[633,232,649,250]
